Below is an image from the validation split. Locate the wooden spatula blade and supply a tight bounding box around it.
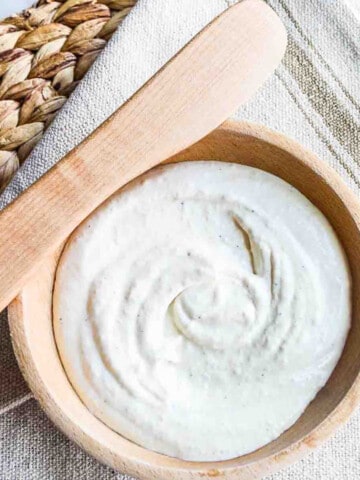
[0,0,286,312]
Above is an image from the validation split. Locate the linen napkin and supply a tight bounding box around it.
[0,0,360,479]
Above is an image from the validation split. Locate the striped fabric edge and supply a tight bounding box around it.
[0,393,33,417]
[268,0,360,190]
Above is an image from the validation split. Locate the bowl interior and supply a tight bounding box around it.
[8,121,360,480]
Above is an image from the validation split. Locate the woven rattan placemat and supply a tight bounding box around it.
[0,0,136,193]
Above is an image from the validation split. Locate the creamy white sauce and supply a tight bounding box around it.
[54,161,351,461]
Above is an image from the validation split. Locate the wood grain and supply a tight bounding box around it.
[0,0,287,312]
[8,121,360,479]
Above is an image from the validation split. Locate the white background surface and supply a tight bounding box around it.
[0,0,34,18]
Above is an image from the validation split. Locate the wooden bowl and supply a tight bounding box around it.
[8,121,360,480]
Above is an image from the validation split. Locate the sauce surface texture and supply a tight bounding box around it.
[54,161,351,461]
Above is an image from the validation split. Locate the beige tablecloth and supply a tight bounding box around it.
[1,0,360,478]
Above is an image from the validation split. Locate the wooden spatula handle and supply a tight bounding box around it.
[0,0,286,312]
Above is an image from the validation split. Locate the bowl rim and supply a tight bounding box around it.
[8,119,360,480]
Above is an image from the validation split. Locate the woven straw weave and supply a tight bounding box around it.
[0,0,136,192]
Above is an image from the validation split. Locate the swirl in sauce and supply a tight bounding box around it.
[54,162,350,461]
